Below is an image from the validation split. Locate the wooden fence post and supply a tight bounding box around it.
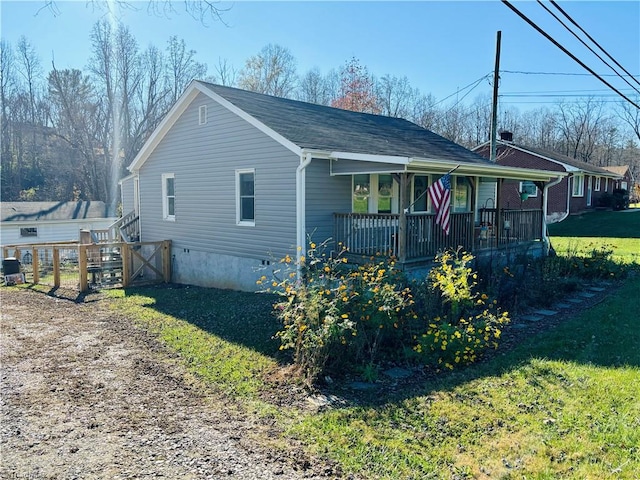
[53,247,60,288]
[121,243,130,287]
[32,247,39,284]
[79,245,88,292]
[162,240,171,283]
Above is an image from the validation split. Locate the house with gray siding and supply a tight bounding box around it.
[1,201,117,252]
[123,81,566,291]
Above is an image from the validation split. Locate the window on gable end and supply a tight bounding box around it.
[199,105,207,125]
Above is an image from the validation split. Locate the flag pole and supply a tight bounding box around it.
[404,164,461,214]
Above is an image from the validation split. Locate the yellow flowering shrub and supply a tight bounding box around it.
[411,249,510,369]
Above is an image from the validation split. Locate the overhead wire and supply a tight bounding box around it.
[432,73,492,106]
[549,0,640,89]
[500,0,640,110]
[501,70,639,78]
[536,0,640,95]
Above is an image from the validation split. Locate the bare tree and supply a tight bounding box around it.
[556,98,608,163]
[410,93,438,131]
[376,74,416,118]
[40,1,229,25]
[210,57,237,86]
[616,96,640,143]
[166,36,207,103]
[238,44,297,98]
[297,67,337,105]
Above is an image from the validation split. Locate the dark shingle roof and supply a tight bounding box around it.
[199,82,491,165]
[504,142,618,176]
[1,201,111,222]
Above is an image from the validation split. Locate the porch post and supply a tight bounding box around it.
[397,173,412,263]
[496,178,504,245]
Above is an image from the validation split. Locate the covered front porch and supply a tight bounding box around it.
[323,155,562,265]
[334,208,543,263]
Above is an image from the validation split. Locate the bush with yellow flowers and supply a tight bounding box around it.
[264,240,411,386]
[410,249,510,370]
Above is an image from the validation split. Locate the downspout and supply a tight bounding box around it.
[542,175,564,255]
[296,152,313,280]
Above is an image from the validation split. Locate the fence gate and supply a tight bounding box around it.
[78,240,171,291]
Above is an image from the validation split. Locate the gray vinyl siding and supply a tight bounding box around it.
[120,176,135,215]
[138,92,298,259]
[305,159,352,247]
[331,159,405,175]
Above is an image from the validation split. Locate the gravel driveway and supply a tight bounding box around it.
[1,288,337,480]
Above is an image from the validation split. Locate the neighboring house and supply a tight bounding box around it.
[473,132,622,222]
[1,201,117,249]
[603,165,635,193]
[122,81,565,291]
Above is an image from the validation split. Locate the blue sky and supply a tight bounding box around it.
[1,1,639,110]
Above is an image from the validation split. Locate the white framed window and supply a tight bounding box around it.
[519,180,538,198]
[352,174,399,214]
[594,176,601,191]
[20,227,38,237]
[236,169,255,226]
[572,175,584,197]
[199,105,207,125]
[162,173,175,221]
[621,181,628,190]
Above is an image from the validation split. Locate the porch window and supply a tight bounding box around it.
[378,174,393,213]
[572,175,584,197]
[353,174,370,213]
[352,174,398,214]
[621,181,628,190]
[453,176,471,212]
[412,175,429,212]
[594,176,601,191]
[236,169,255,226]
[162,173,175,221]
[20,227,37,237]
[519,180,538,197]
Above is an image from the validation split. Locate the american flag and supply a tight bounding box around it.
[428,174,452,235]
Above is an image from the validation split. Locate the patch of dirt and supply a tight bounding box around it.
[0,287,342,480]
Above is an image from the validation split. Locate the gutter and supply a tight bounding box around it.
[542,175,564,255]
[296,152,313,278]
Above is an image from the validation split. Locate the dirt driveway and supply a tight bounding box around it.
[1,288,335,480]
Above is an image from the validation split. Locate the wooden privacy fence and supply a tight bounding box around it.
[2,240,171,292]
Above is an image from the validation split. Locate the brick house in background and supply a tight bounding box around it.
[473,132,622,223]
[604,165,636,197]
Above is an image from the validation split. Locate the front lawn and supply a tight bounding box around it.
[104,270,640,478]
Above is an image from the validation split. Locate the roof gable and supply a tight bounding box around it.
[129,80,495,172]
[1,201,110,222]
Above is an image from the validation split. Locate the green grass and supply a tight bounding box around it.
[290,277,640,478]
[547,209,640,238]
[100,273,640,479]
[547,210,640,264]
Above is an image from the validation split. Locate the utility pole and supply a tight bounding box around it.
[489,30,502,162]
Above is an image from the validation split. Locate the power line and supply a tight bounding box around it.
[502,70,639,78]
[433,73,491,106]
[536,0,640,96]
[549,0,640,89]
[500,0,640,109]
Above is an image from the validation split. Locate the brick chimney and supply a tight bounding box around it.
[499,131,513,142]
